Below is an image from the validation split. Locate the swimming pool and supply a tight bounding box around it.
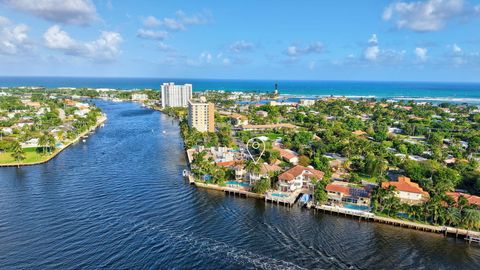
[271,193,289,198]
[226,181,250,187]
[343,203,370,211]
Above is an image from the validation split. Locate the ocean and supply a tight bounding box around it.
[1,76,480,104]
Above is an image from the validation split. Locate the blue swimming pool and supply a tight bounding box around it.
[271,193,289,198]
[226,181,250,187]
[343,203,370,211]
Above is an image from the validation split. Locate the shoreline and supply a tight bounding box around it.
[152,106,480,241]
[0,115,107,167]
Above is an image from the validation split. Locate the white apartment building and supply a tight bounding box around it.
[161,83,192,108]
[188,100,215,133]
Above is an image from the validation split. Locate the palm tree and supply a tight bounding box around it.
[444,207,461,227]
[38,133,48,154]
[462,209,480,230]
[10,142,25,167]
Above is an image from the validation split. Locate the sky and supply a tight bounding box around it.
[0,0,479,82]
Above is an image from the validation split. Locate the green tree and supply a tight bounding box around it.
[10,142,26,166]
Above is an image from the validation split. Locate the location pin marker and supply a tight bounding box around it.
[246,137,266,164]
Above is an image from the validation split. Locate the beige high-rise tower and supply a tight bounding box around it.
[188,99,215,133]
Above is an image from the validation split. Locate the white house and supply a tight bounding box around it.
[278,165,324,192]
[382,176,429,205]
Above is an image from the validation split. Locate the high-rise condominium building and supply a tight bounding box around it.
[188,99,215,133]
[161,83,192,108]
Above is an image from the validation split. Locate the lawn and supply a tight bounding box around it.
[0,147,53,164]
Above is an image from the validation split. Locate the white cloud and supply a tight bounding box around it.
[368,34,378,45]
[199,51,212,63]
[415,47,428,61]
[363,34,405,63]
[383,0,465,32]
[136,29,168,40]
[143,16,161,27]
[156,10,211,32]
[285,42,324,57]
[0,16,32,55]
[161,17,186,31]
[44,25,77,50]
[452,43,462,53]
[1,0,98,26]
[364,34,380,61]
[43,25,122,61]
[229,40,254,53]
[157,42,173,52]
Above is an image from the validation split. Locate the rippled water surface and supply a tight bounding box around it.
[0,101,479,269]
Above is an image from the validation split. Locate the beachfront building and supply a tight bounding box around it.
[381,176,429,205]
[299,99,316,107]
[188,99,215,133]
[326,181,372,207]
[131,93,148,101]
[277,165,324,192]
[161,82,192,108]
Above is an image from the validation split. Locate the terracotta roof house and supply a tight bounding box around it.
[446,192,480,209]
[381,176,429,205]
[278,165,324,192]
[326,181,372,207]
[273,145,299,165]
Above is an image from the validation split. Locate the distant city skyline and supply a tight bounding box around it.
[0,0,480,82]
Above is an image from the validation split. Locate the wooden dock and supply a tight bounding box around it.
[313,204,480,239]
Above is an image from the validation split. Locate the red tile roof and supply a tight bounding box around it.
[216,161,237,167]
[446,192,480,208]
[278,165,324,182]
[381,176,429,196]
[326,184,350,195]
[273,146,298,161]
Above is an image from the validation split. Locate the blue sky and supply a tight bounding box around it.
[0,0,479,82]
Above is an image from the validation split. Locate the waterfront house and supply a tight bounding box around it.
[326,181,372,207]
[277,165,324,192]
[247,162,282,183]
[381,176,429,205]
[446,192,480,209]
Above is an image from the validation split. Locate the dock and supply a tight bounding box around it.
[313,204,480,239]
[265,189,304,207]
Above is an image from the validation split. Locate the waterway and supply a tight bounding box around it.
[0,100,479,269]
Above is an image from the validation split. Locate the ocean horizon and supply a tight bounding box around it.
[1,76,480,104]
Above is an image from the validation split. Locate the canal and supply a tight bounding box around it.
[0,100,479,269]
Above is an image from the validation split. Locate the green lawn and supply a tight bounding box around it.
[0,147,55,164]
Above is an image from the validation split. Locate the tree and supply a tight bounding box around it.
[10,142,25,167]
[462,209,480,230]
[298,155,311,166]
[252,178,270,194]
[312,179,328,204]
[245,159,261,174]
